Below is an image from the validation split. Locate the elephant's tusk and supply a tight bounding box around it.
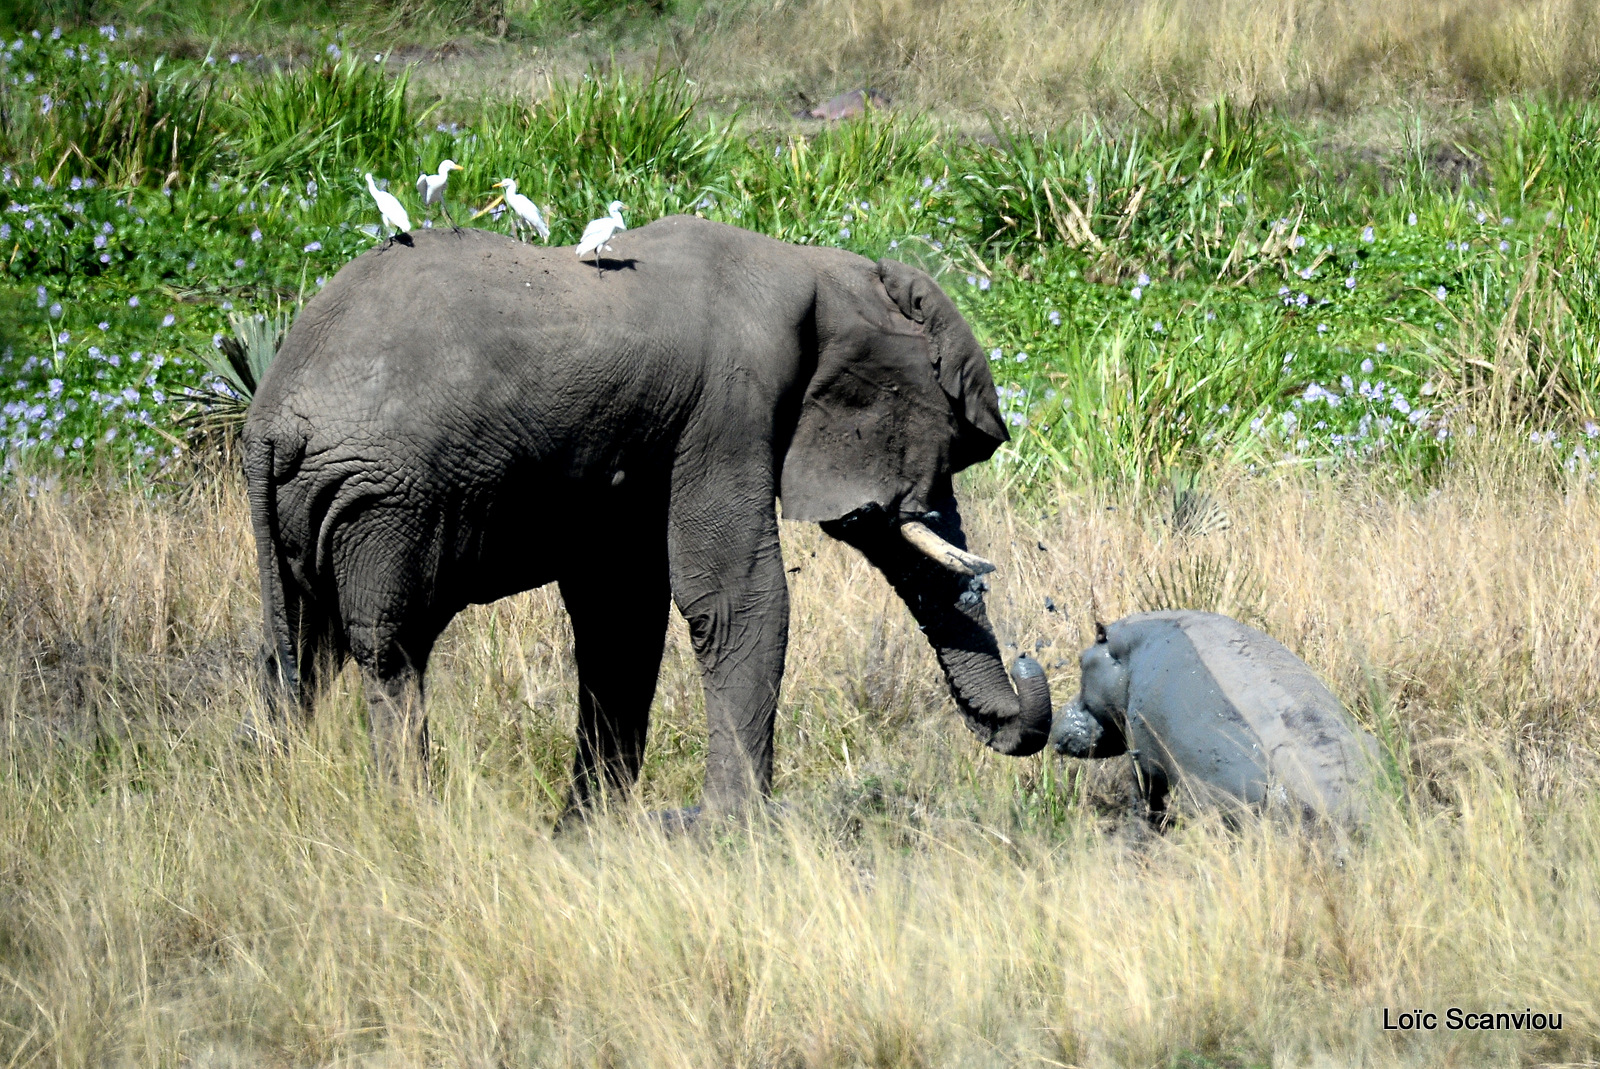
[900,521,996,576]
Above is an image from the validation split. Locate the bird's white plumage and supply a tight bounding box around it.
[576,200,627,262]
[416,159,461,205]
[494,178,549,241]
[364,173,410,234]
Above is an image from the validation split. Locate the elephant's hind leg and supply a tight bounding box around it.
[257,592,342,726]
[333,515,448,788]
[557,539,671,822]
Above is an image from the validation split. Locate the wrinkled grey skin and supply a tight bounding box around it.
[243,217,1052,818]
[1049,611,1381,825]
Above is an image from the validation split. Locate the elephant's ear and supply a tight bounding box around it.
[877,258,1009,453]
[779,263,957,524]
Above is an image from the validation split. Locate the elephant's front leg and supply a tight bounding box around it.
[668,477,789,813]
[557,535,671,822]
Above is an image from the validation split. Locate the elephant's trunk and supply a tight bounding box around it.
[823,503,1053,757]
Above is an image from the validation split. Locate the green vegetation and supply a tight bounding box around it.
[6,22,1600,488]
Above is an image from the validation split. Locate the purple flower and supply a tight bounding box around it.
[303,241,322,252]
[127,295,139,307]
[161,313,175,327]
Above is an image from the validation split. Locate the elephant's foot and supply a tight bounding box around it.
[647,806,703,835]
[650,798,791,836]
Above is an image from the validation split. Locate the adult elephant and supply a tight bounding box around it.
[243,217,1052,817]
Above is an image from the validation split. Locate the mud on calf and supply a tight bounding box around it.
[1049,611,1382,828]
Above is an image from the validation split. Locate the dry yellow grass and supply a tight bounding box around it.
[2,456,1599,1065]
[682,0,1600,121]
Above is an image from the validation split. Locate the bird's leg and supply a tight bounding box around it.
[443,200,461,233]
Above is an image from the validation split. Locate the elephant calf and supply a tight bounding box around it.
[1049,611,1382,826]
[243,218,1052,817]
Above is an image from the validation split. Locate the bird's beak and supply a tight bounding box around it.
[449,163,464,172]
[491,180,506,189]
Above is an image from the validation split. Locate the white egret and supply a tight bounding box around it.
[492,178,550,242]
[416,159,463,229]
[576,200,626,273]
[364,173,410,239]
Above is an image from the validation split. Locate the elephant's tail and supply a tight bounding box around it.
[245,434,301,701]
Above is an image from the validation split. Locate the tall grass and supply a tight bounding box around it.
[3,458,1599,1064]
[231,53,424,187]
[1,0,507,36]
[430,67,733,235]
[693,0,1600,119]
